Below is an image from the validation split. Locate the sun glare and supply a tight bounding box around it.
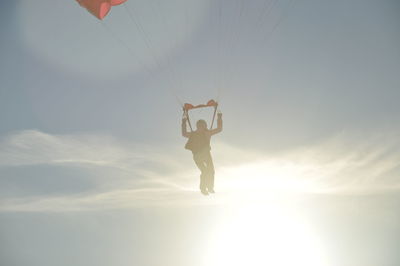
[205,204,329,266]
[201,159,330,266]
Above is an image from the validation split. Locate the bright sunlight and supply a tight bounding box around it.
[200,157,332,266]
[205,203,330,266]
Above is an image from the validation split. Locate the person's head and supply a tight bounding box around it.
[196,119,207,131]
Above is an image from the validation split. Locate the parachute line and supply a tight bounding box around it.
[122,2,184,106]
[99,20,183,107]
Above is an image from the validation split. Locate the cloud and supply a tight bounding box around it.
[0,130,134,167]
[0,129,399,212]
[0,130,200,211]
[0,130,184,180]
[215,130,400,196]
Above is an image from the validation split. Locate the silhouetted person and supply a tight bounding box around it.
[182,112,223,195]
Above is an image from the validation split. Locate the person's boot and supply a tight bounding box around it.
[201,189,209,196]
[208,188,215,194]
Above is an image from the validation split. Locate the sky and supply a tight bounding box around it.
[1,0,400,266]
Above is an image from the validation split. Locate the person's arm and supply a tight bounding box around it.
[210,112,223,135]
[182,118,191,138]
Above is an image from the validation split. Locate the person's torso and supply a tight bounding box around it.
[186,130,211,153]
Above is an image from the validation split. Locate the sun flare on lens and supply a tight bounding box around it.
[205,204,329,266]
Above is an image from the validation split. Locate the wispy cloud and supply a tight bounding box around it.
[215,130,400,196]
[0,130,200,211]
[0,130,138,167]
[0,129,399,212]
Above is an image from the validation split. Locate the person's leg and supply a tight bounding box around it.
[193,154,208,194]
[204,152,215,192]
